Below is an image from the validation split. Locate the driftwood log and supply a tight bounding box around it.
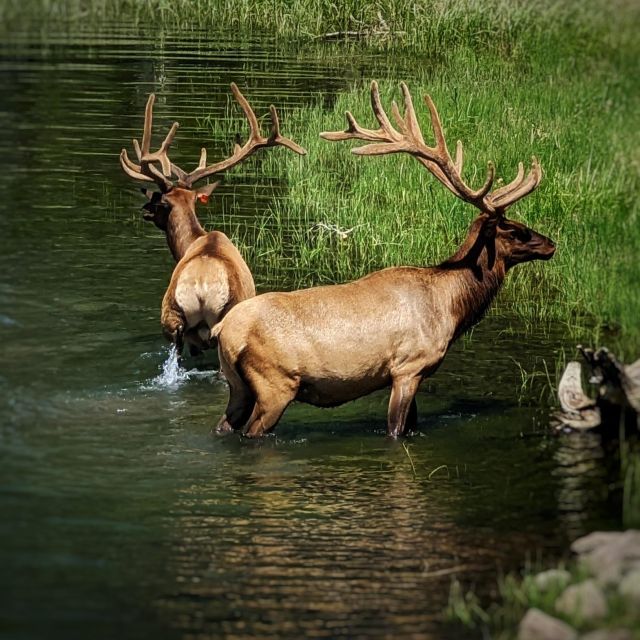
[555,347,640,432]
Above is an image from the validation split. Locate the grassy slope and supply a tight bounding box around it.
[240,3,638,347]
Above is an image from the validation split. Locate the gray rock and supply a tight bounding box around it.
[518,608,578,640]
[571,531,627,555]
[556,580,608,621]
[534,569,572,591]
[580,631,633,640]
[572,530,640,586]
[619,568,640,605]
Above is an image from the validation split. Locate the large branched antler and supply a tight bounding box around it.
[320,81,542,215]
[120,93,177,192]
[120,84,306,193]
[175,82,306,188]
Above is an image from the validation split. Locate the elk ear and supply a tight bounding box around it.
[196,181,221,204]
[140,188,155,200]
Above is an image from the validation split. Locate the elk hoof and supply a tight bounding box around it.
[214,417,234,435]
[241,428,264,439]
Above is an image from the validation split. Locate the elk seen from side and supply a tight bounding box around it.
[212,81,555,437]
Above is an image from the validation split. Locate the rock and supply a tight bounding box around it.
[518,608,578,640]
[619,568,640,605]
[571,531,627,555]
[571,530,640,585]
[534,569,572,591]
[555,580,608,621]
[580,631,633,640]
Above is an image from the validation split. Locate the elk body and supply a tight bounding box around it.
[120,85,305,354]
[212,81,555,438]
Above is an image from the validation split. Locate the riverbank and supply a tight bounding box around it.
[447,530,640,639]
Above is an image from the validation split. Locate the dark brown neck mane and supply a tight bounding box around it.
[166,209,206,261]
[438,216,506,339]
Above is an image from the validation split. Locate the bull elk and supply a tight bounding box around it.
[212,81,556,438]
[120,85,306,354]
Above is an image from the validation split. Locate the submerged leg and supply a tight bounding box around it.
[242,394,293,438]
[387,376,421,438]
[240,367,298,438]
[215,358,255,434]
[174,326,184,359]
[216,391,255,434]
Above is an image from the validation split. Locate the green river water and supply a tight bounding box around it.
[0,24,620,640]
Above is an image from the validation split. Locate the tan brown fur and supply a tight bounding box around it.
[162,226,255,354]
[213,215,554,437]
[119,87,305,356]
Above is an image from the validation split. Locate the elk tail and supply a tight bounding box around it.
[210,319,225,344]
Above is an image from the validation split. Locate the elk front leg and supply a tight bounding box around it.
[387,376,421,438]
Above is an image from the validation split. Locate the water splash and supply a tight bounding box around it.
[145,345,219,390]
[151,345,189,389]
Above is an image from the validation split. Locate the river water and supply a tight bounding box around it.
[0,24,619,640]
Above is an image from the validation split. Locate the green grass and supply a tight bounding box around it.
[232,14,638,347]
[1,0,636,59]
[4,0,639,347]
[250,75,638,341]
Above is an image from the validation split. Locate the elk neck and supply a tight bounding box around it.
[437,216,507,339]
[166,204,206,261]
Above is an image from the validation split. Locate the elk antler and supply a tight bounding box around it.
[120,93,177,192]
[320,81,542,215]
[174,82,306,189]
[120,85,306,193]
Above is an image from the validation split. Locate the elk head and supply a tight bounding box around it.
[139,186,219,232]
[120,85,306,260]
[320,81,555,272]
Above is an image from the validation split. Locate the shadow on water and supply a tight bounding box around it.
[0,22,622,640]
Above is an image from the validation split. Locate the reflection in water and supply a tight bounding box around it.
[161,449,499,639]
[554,432,609,540]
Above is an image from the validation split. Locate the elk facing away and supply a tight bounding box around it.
[212,81,555,437]
[120,85,306,354]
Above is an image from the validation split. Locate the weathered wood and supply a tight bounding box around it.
[558,361,597,413]
[555,347,639,432]
[555,361,601,430]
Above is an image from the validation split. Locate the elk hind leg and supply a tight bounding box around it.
[387,376,421,438]
[215,360,255,435]
[161,303,185,355]
[242,374,296,438]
